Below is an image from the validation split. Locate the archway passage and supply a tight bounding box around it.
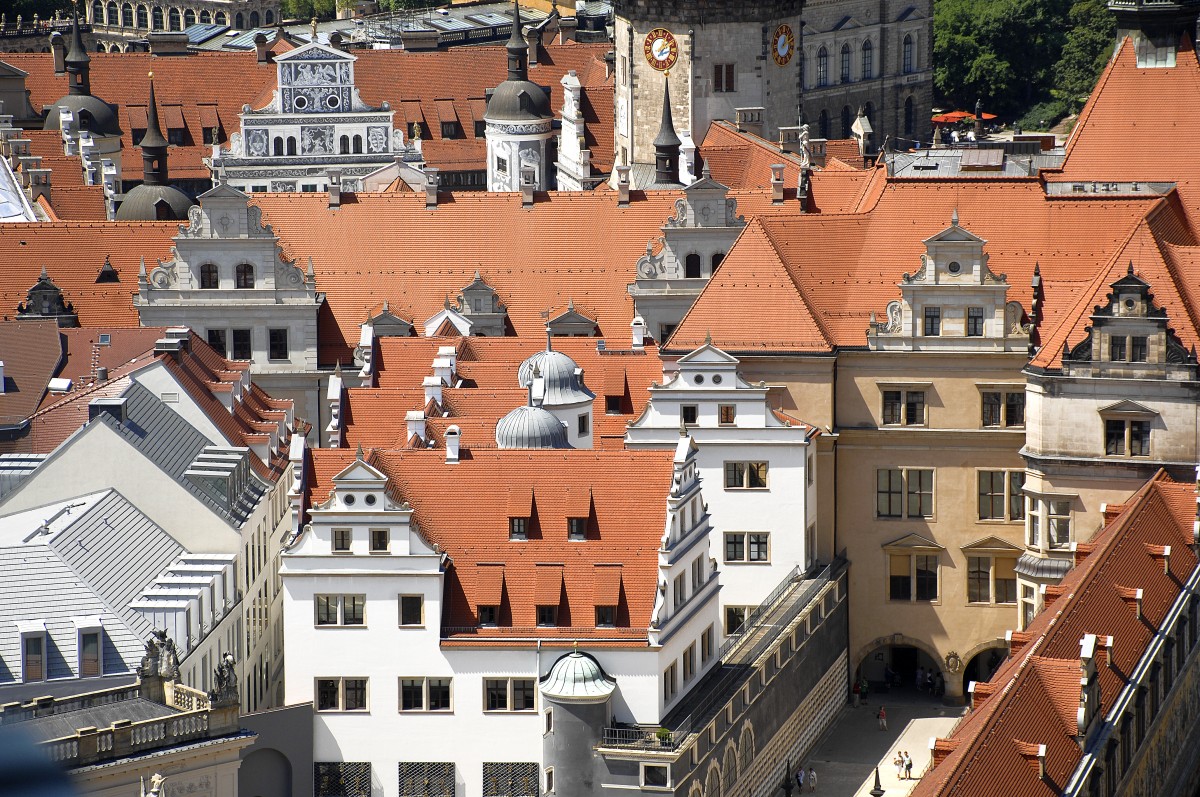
[857,643,943,697]
[241,747,292,797]
[964,646,1006,687]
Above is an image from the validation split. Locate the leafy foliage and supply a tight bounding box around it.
[1053,0,1117,111]
[6,0,72,22]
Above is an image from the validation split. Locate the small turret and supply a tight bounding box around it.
[653,78,682,187]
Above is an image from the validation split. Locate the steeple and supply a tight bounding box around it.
[139,72,169,186]
[65,1,91,97]
[653,78,682,186]
[506,0,529,83]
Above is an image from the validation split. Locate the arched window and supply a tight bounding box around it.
[841,105,852,138]
[121,3,134,26]
[685,253,701,279]
[105,1,118,24]
[91,1,103,23]
[706,768,721,797]
[722,748,738,792]
[199,10,210,23]
[78,110,95,131]
[200,264,218,289]
[168,7,180,29]
[903,34,914,74]
[711,252,724,271]
[273,137,283,156]
[97,42,106,52]
[352,135,363,154]
[249,10,259,26]
[816,47,828,87]
[234,12,244,28]
[904,96,914,136]
[215,11,226,24]
[340,135,350,155]
[151,6,162,28]
[235,264,254,289]
[840,43,852,83]
[264,9,274,24]
[862,39,873,79]
[818,110,830,139]
[286,137,297,156]
[183,9,195,26]
[136,5,147,28]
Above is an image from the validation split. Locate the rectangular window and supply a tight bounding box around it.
[978,471,1005,520]
[1131,336,1148,362]
[682,405,698,425]
[428,678,452,711]
[316,677,368,712]
[496,157,508,174]
[206,329,227,357]
[982,392,1002,427]
[1106,419,1126,455]
[692,556,704,590]
[231,329,252,360]
[268,328,288,360]
[536,605,558,627]
[80,632,101,677]
[509,517,527,540]
[882,390,902,425]
[724,532,746,561]
[907,469,933,518]
[1049,500,1071,548]
[370,528,389,553]
[545,768,554,794]
[485,679,508,711]
[718,404,736,425]
[595,605,615,627]
[401,678,425,711]
[603,395,621,415]
[701,626,714,663]
[713,63,735,92]
[333,528,351,552]
[1005,392,1025,426]
[967,556,989,603]
[316,595,366,626]
[400,595,424,627]
[1027,501,1040,547]
[1110,335,1127,361]
[23,635,44,682]
[343,595,365,625]
[316,595,339,625]
[995,558,1017,604]
[399,677,452,712]
[567,517,587,541]
[577,413,590,436]
[1130,420,1150,456]
[877,469,904,518]
[967,307,984,336]
[904,391,926,425]
[673,573,687,608]
[889,554,911,601]
[724,461,768,489]
[440,121,460,139]
[726,606,747,635]
[663,661,678,701]
[923,307,941,336]
[512,679,535,711]
[748,533,769,561]
[879,469,933,518]
[915,555,938,601]
[344,678,367,710]
[478,605,498,626]
[683,643,696,682]
[316,678,340,711]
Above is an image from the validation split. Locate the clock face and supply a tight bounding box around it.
[773,24,796,66]
[643,28,679,72]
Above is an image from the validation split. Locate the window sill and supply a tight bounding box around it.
[314,624,367,629]
[725,487,770,492]
[724,560,773,565]
[398,624,425,629]
[483,709,537,714]
[316,709,371,714]
[369,550,391,555]
[331,550,353,555]
[398,709,454,714]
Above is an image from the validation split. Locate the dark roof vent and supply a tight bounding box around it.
[96,256,120,283]
[89,396,128,425]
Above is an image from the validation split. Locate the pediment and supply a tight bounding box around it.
[882,532,944,551]
[274,41,356,61]
[197,183,250,201]
[923,223,986,247]
[1098,399,1158,417]
[331,459,388,484]
[0,60,29,78]
[424,306,471,337]
[830,14,867,31]
[961,536,1024,553]
[684,175,730,194]
[677,342,739,365]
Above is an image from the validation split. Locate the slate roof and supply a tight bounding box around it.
[913,471,1199,796]
[0,489,183,687]
[305,446,675,644]
[10,698,176,742]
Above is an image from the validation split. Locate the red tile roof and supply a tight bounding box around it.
[305,446,676,643]
[0,320,64,428]
[914,471,1199,797]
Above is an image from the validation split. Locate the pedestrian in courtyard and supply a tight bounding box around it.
[808,766,817,792]
[877,705,887,731]
[796,767,805,792]
[916,666,926,692]
[925,670,935,694]
[904,751,913,780]
[894,753,904,779]
[852,678,861,708]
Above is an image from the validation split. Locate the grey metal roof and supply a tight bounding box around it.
[495,405,570,449]
[1014,552,1073,580]
[517,349,595,407]
[539,651,615,701]
[183,22,229,44]
[10,698,174,741]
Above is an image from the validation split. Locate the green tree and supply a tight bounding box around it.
[278,0,336,23]
[1052,0,1117,111]
[7,0,72,23]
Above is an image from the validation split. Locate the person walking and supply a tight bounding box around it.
[894,753,904,779]
[796,767,805,792]
[808,766,817,792]
[877,705,887,731]
[904,751,914,781]
[916,666,926,693]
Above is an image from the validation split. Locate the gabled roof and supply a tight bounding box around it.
[273,41,355,62]
[0,321,64,430]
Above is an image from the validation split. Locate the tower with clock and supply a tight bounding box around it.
[612,0,803,173]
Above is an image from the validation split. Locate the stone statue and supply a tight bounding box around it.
[798,123,811,170]
[140,773,167,797]
[209,652,240,705]
[139,630,180,680]
[138,638,159,678]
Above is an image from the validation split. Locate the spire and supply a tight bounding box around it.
[506,0,529,82]
[653,78,681,186]
[139,72,169,186]
[545,322,553,352]
[65,1,91,97]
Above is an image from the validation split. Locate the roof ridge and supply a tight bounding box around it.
[1063,37,1130,164]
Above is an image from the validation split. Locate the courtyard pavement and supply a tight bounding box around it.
[799,687,966,796]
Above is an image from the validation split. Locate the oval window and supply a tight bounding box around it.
[326,93,340,109]
[947,261,961,274]
[293,94,308,110]
[693,374,704,385]
[712,374,723,384]
[364,494,377,506]
[343,494,355,506]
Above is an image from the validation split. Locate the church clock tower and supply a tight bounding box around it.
[613,0,803,170]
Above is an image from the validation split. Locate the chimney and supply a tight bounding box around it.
[1005,629,1032,656]
[769,163,785,204]
[556,16,577,44]
[615,165,630,206]
[165,327,191,350]
[525,24,540,66]
[778,126,803,155]
[328,31,343,51]
[96,366,108,382]
[1116,586,1143,620]
[604,50,615,81]
[254,33,269,64]
[631,316,646,350]
[424,167,439,209]
[328,168,341,208]
[146,32,191,56]
[445,425,461,463]
[423,375,443,406]
[520,165,535,206]
[734,107,765,138]
[88,397,128,425]
[436,345,458,375]
[154,337,185,361]
[405,411,427,445]
[50,32,65,75]
[1146,543,1171,574]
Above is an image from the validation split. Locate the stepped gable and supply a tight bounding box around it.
[913,471,1199,797]
[305,446,676,645]
[670,178,1178,355]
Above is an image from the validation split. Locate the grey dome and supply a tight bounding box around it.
[539,651,616,702]
[496,404,571,449]
[43,95,122,137]
[115,184,196,221]
[485,80,553,123]
[518,349,595,407]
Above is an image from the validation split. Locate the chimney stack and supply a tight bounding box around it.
[631,316,646,350]
[615,165,630,206]
[423,375,443,407]
[734,107,765,138]
[254,33,269,64]
[520,165,535,206]
[525,24,540,66]
[328,169,341,208]
[445,425,461,463]
[50,32,65,75]
[770,163,785,204]
[405,410,427,446]
[424,167,439,209]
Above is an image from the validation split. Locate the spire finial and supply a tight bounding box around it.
[505,0,529,82]
[704,330,712,346]
[138,256,145,276]
[40,265,48,280]
[573,640,579,654]
[951,207,959,226]
[1127,260,1135,276]
[65,0,91,96]
[545,321,553,352]
[355,443,364,461]
[139,70,169,185]
[334,360,342,376]
[653,76,682,186]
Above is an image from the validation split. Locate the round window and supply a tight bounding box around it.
[1124,299,1136,310]
[694,374,704,385]
[326,93,340,109]
[343,494,355,506]
[712,374,723,384]
[364,494,376,506]
[947,261,961,274]
[293,94,308,110]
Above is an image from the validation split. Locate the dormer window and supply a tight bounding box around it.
[200,263,218,289]
[1131,336,1148,362]
[536,606,558,626]
[567,517,587,541]
[509,517,528,541]
[24,636,44,681]
[370,528,390,553]
[1110,336,1126,362]
[1105,419,1151,456]
[967,307,984,336]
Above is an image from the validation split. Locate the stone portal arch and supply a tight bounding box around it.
[962,638,1008,688]
[854,633,947,694]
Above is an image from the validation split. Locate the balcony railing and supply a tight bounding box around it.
[44,708,211,767]
[601,726,676,748]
